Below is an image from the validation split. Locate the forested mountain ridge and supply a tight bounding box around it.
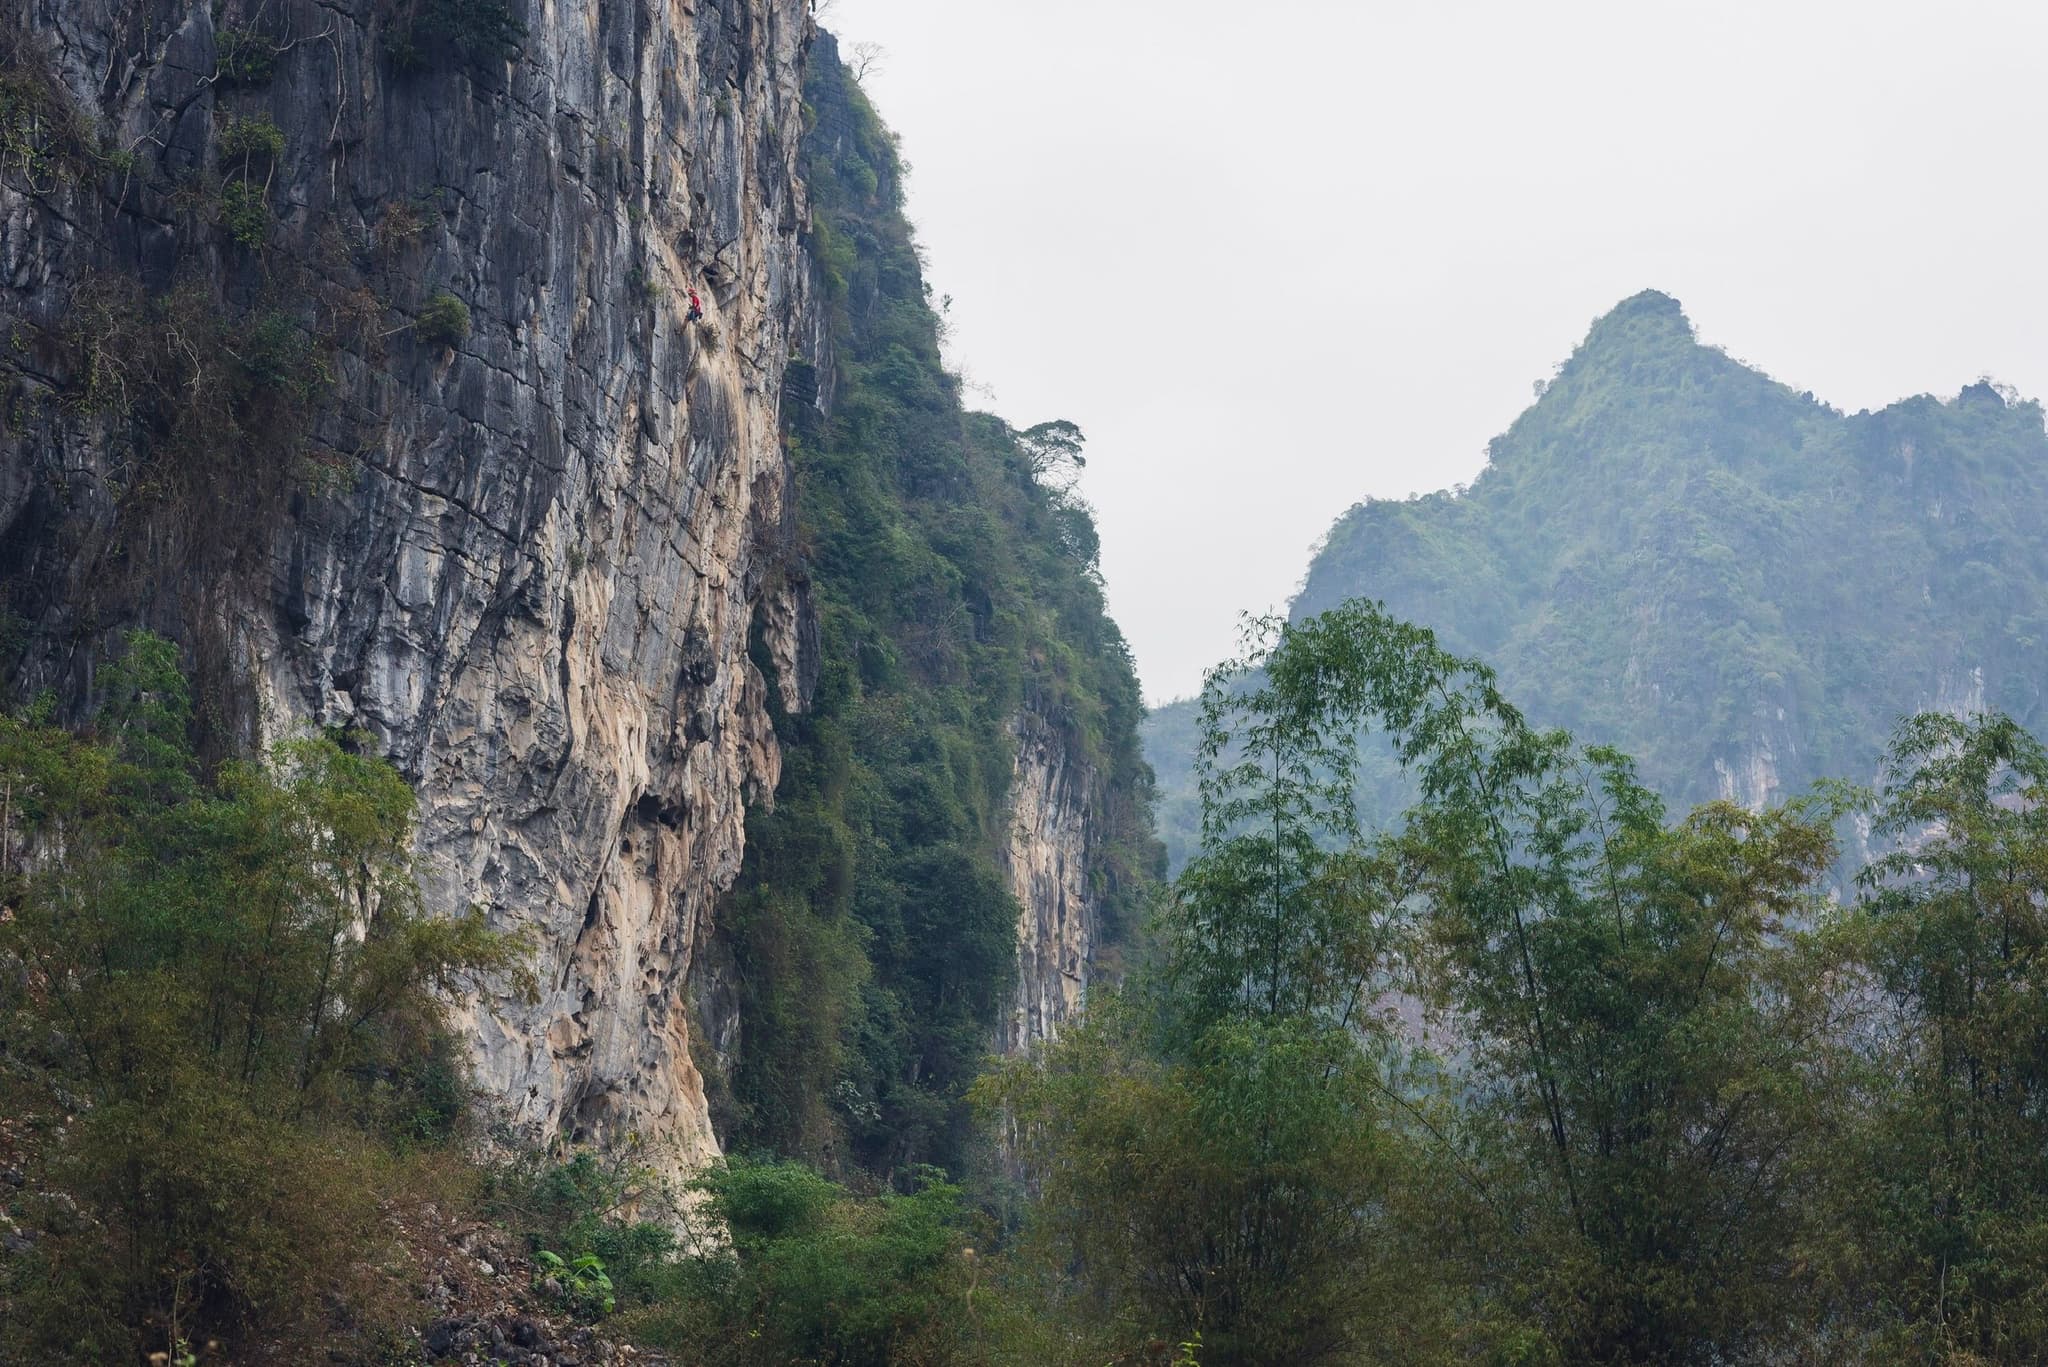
[1147,289,2048,867]
[701,33,1161,1176]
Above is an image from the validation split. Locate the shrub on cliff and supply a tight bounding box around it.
[216,112,284,165]
[213,26,278,86]
[380,0,527,75]
[416,289,472,348]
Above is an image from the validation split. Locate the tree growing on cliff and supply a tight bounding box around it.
[379,0,526,74]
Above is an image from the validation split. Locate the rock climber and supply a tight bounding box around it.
[686,287,704,323]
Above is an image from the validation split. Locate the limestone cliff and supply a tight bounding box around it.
[998,710,1095,1053]
[0,0,817,1179]
[2,2,1161,1184]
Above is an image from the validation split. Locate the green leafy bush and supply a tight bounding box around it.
[0,633,528,1362]
[381,0,527,74]
[241,311,330,402]
[214,116,283,250]
[535,1251,617,1319]
[218,178,268,247]
[217,112,285,164]
[416,289,471,347]
[215,27,278,85]
[617,1159,984,1365]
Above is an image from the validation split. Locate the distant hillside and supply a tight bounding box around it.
[1146,290,2048,869]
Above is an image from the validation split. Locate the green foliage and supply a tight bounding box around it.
[241,311,331,402]
[1332,619,1837,1359]
[718,36,1161,1178]
[1815,713,2048,1358]
[217,112,285,165]
[489,1149,1010,1364]
[984,586,2048,1362]
[986,609,1453,1363]
[484,1149,684,1316]
[1000,600,1906,1364]
[1147,291,2048,878]
[534,1250,617,1319]
[1170,615,1406,1032]
[218,177,268,247]
[1269,604,1856,1361]
[381,0,528,74]
[629,1158,984,1366]
[214,27,278,85]
[0,633,527,1361]
[213,113,283,250]
[987,998,1426,1366]
[416,289,471,347]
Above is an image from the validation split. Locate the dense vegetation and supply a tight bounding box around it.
[537,596,2048,1365]
[986,599,2048,1364]
[709,34,1160,1179]
[1147,290,2048,871]
[11,24,2048,1366]
[14,605,2048,1364]
[0,634,524,1361]
[1,32,1168,1363]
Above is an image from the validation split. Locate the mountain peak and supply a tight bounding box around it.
[1526,289,1724,407]
[1580,289,1698,354]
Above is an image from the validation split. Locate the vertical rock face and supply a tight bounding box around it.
[999,711,1097,1054]
[0,0,817,1178]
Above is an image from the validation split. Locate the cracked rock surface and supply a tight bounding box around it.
[1,0,819,1181]
[999,710,1099,1054]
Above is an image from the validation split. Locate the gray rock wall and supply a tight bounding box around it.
[0,0,818,1179]
[999,710,1098,1053]
[2,0,1125,1183]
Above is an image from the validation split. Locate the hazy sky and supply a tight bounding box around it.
[824,0,2048,705]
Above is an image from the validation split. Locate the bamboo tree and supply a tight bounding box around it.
[1828,713,2048,1359]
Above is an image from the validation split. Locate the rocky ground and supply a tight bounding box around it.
[381,1204,669,1367]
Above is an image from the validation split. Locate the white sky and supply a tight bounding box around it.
[822,0,2048,705]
